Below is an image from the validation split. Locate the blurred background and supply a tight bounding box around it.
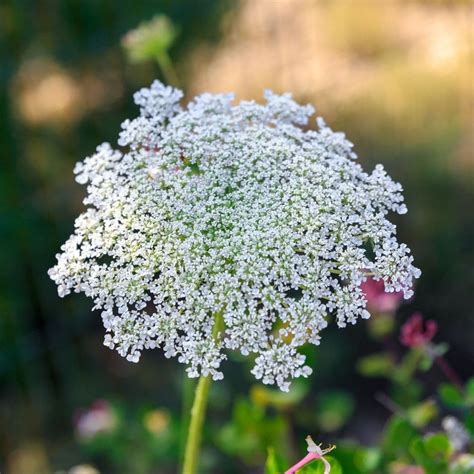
[1,1,473,473]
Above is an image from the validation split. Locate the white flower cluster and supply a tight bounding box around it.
[49,81,420,391]
[442,416,471,452]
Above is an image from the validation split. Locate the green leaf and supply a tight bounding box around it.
[330,443,367,474]
[333,444,381,473]
[382,416,418,461]
[439,383,464,408]
[315,391,354,432]
[465,377,474,406]
[393,349,423,385]
[408,399,439,428]
[353,447,381,471]
[464,412,474,437]
[410,433,451,474]
[265,447,286,474]
[368,313,395,339]
[216,398,289,463]
[424,433,451,460]
[392,380,423,406]
[357,353,395,378]
[419,354,434,371]
[298,456,342,474]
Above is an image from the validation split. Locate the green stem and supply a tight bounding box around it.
[156,51,179,86]
[179,375,195,472]
[182,312,224,474]
[182,373,212,474]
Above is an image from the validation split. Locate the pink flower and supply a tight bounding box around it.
[74,400,117,440]
[285,436,335,474]
[361,278,404,314]
[400,312,437,348]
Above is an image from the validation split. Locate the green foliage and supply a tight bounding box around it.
[410,433,451,474]
[390,379,423,407]
[367,313,395,339]
[407,399,439,428]
[330,444,381,474]
[439,383,465,408]
[464,412,474,437]
[217,398,288,464]
[78,402,178,473]
[357,353,396,377]
[326,315,473,474]
[392,349,423,386]
[232,299,473,474]
[465,378,474,407]
[382,416,419,462]
[264,447,287,474]
[298,456,342,474]
[315,391,354,432]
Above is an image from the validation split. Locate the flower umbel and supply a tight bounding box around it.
[49,81,420,390]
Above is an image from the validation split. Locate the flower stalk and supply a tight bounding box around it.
[435,354,464,391]
[182,373,212,474]
[182,311,224,474]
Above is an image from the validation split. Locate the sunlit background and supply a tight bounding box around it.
[1,1,473,473]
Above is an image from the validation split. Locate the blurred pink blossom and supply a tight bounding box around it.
[400,312,437,348]
[391,463,425,474]
[361,278,404,314]
[74,400,117,440]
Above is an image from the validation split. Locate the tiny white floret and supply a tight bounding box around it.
[49,81,420,390]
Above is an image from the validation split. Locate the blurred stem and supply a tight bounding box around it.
[156,51,179,86]
[376,392,406,417]
[435,355,464,391]
[182,311,224,474]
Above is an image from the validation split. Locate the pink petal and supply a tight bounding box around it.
[285,452,320,474]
